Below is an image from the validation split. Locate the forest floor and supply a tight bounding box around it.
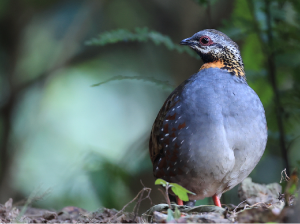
[0,177,298,223]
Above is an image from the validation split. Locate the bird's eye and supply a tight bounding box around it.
[199,36,212,46]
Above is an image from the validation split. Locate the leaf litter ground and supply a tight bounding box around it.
[0,177,298,223]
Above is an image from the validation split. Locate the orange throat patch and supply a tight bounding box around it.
[200,60,224,70]
[200,60,245,77]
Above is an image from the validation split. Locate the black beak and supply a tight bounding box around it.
[180,37,194,46]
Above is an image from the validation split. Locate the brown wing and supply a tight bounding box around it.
[149,92,180,164]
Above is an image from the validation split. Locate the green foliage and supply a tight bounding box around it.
[170,183,196,201]
[193,0,218,7]
[288,182,297,195]
[166,206,181,222]
[167,208,174,222]
[0,0,9,19]
[84,151,133,210]
[92,75,174,92]
[174,206,181,219]
[155,179,196,202]
[155,178,168,187]
[86,27,198,59]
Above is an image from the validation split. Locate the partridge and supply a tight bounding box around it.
[149,29,267,207]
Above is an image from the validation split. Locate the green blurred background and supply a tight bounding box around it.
[0,0,300,213]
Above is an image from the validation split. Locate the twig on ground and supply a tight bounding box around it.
[108,186,152,222]
[248,202,272,209]
[280,168,290,183]
[233,200,247,213]
[14,188,52,207]
[13,187,52,222]
[132,180,152,221]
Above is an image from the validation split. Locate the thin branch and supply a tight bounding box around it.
[158,182,172,209]
[158,188,171,208]
[265,0,290,175]
[246,0,290,175]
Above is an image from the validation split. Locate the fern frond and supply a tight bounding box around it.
[92,75,175,92]
[86,27,198,59]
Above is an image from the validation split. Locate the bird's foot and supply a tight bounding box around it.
[176,197,183,205]
[212,194,222,207]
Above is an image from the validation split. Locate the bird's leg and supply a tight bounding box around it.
[212,194,221,207]
[176,197,183,205]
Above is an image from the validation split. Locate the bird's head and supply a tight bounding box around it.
[180,29,245,77]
